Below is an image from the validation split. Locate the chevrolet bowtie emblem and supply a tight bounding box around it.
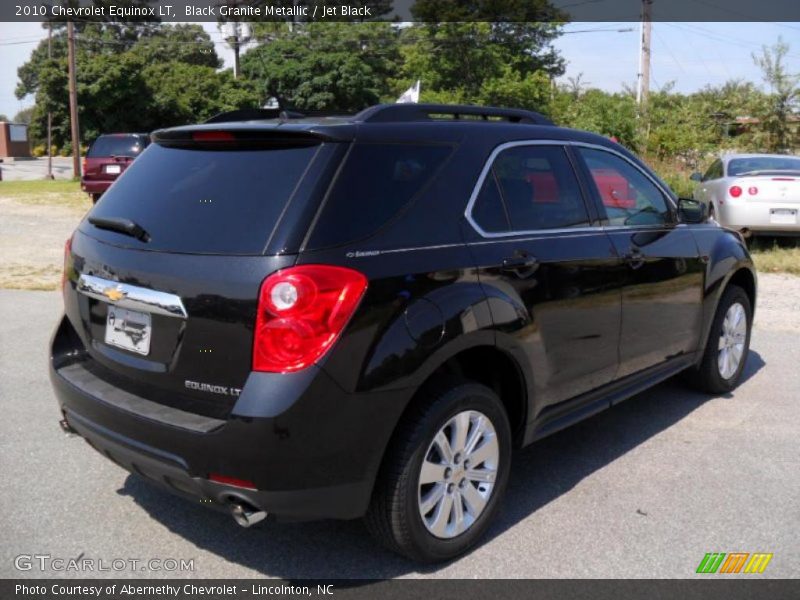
[102,285,126,302]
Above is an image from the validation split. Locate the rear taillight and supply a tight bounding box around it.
[729,185,742,198]
[253,265,368,373]
[61,235,72,299]
[748,186,758,196]
[81,158,87,173]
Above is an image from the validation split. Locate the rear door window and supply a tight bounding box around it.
[82,142,322,255]
[87,135,148,158]
[471,174,511,233]
[470,144,590,233]
[306,143,453,249]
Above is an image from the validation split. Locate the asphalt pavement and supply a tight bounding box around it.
[1,287,798,579]
[0,156,74,181]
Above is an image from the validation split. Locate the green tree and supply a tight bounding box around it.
[21,22,257,148]
[13,107,35,124]
[16,0,160,99]
[752,37,799,152]
[144,62,260,125]
[241,22,401,111]
[550,88,639,149]
[395,22,564,104]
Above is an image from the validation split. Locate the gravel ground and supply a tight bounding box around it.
[0,195,89,289]
[754,272,800,332]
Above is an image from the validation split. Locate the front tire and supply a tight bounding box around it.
[687,284,752,394]
[365,380,512,562]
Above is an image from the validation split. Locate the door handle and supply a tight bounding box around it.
[503,253,538,271]
[501,252,538,271]
[623,248,646,270]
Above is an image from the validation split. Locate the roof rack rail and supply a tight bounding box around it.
[354,104,554,126]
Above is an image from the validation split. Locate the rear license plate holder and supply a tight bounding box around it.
[105,164,122,175]
[770,208,797,225]
[105,306,151,355]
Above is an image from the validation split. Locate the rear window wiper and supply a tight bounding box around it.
[88,217,150,242]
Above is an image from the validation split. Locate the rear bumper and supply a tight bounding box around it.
[80,179,112,194]
[718,201,800,233]
[50,315,409,521]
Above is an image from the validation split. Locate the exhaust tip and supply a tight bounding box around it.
[229,502,267,528]
[59,418,77,436]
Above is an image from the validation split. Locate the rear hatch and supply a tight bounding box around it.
[729,173,800,204]
[64,128,345,418]
[83,134,148,181]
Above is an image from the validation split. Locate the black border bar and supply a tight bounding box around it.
[3,579,800,600]
[2,0,800,23]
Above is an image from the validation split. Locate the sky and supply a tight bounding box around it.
[1,21,799,121]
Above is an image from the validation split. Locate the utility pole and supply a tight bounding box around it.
[67,20,81,178]
[232,24,241,79]
[220,1,251,79]
[46,21,54,180]
[636,0,653,110]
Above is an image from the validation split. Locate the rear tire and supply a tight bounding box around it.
[365,380,512,562]
[687,284,752,394]
[91,193,102,204]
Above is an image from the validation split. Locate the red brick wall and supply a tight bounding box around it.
[0,122,32,158]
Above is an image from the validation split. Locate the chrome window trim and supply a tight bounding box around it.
[464,139,678,239]
[77,274,188,319]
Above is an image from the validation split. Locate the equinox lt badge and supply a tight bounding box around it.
[185,380,241,397]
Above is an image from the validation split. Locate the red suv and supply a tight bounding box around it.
[81,133,150,203]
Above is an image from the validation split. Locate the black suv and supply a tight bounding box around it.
[50,104,756,562]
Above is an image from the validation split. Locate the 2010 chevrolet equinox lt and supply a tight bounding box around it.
[50,104,756,562]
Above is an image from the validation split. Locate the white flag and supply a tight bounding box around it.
[397,80,420,104]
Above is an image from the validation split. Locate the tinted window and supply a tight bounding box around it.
[579,148,670,226]
[83,143,320,255]
[486,145,589,231]
[87,135,148,158]
[307,143,452,248]
[727,156,800,176]
[471,174,510,233]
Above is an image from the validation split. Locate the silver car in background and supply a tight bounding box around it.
[692,153,800,237]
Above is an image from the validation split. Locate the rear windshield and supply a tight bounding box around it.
[82,143,320,255]
[728,156,800,176]
[87,135,148,158]
[307,143,452,249]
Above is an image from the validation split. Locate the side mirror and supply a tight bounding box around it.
[689,172,703,182]
[678,198,707,224]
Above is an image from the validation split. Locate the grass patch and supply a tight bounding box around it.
[0,264,61,291]
[0,179,90,211]
[749,238,800,275]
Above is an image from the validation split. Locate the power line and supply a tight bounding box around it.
[653,25,686,76]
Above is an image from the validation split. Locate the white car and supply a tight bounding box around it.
[692,153,800,237]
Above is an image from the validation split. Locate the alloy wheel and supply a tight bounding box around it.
[417,410,499,539]
[718,301,747,379]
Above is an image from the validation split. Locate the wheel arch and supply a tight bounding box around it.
[697,262,757,362]
[366,343,528,505]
